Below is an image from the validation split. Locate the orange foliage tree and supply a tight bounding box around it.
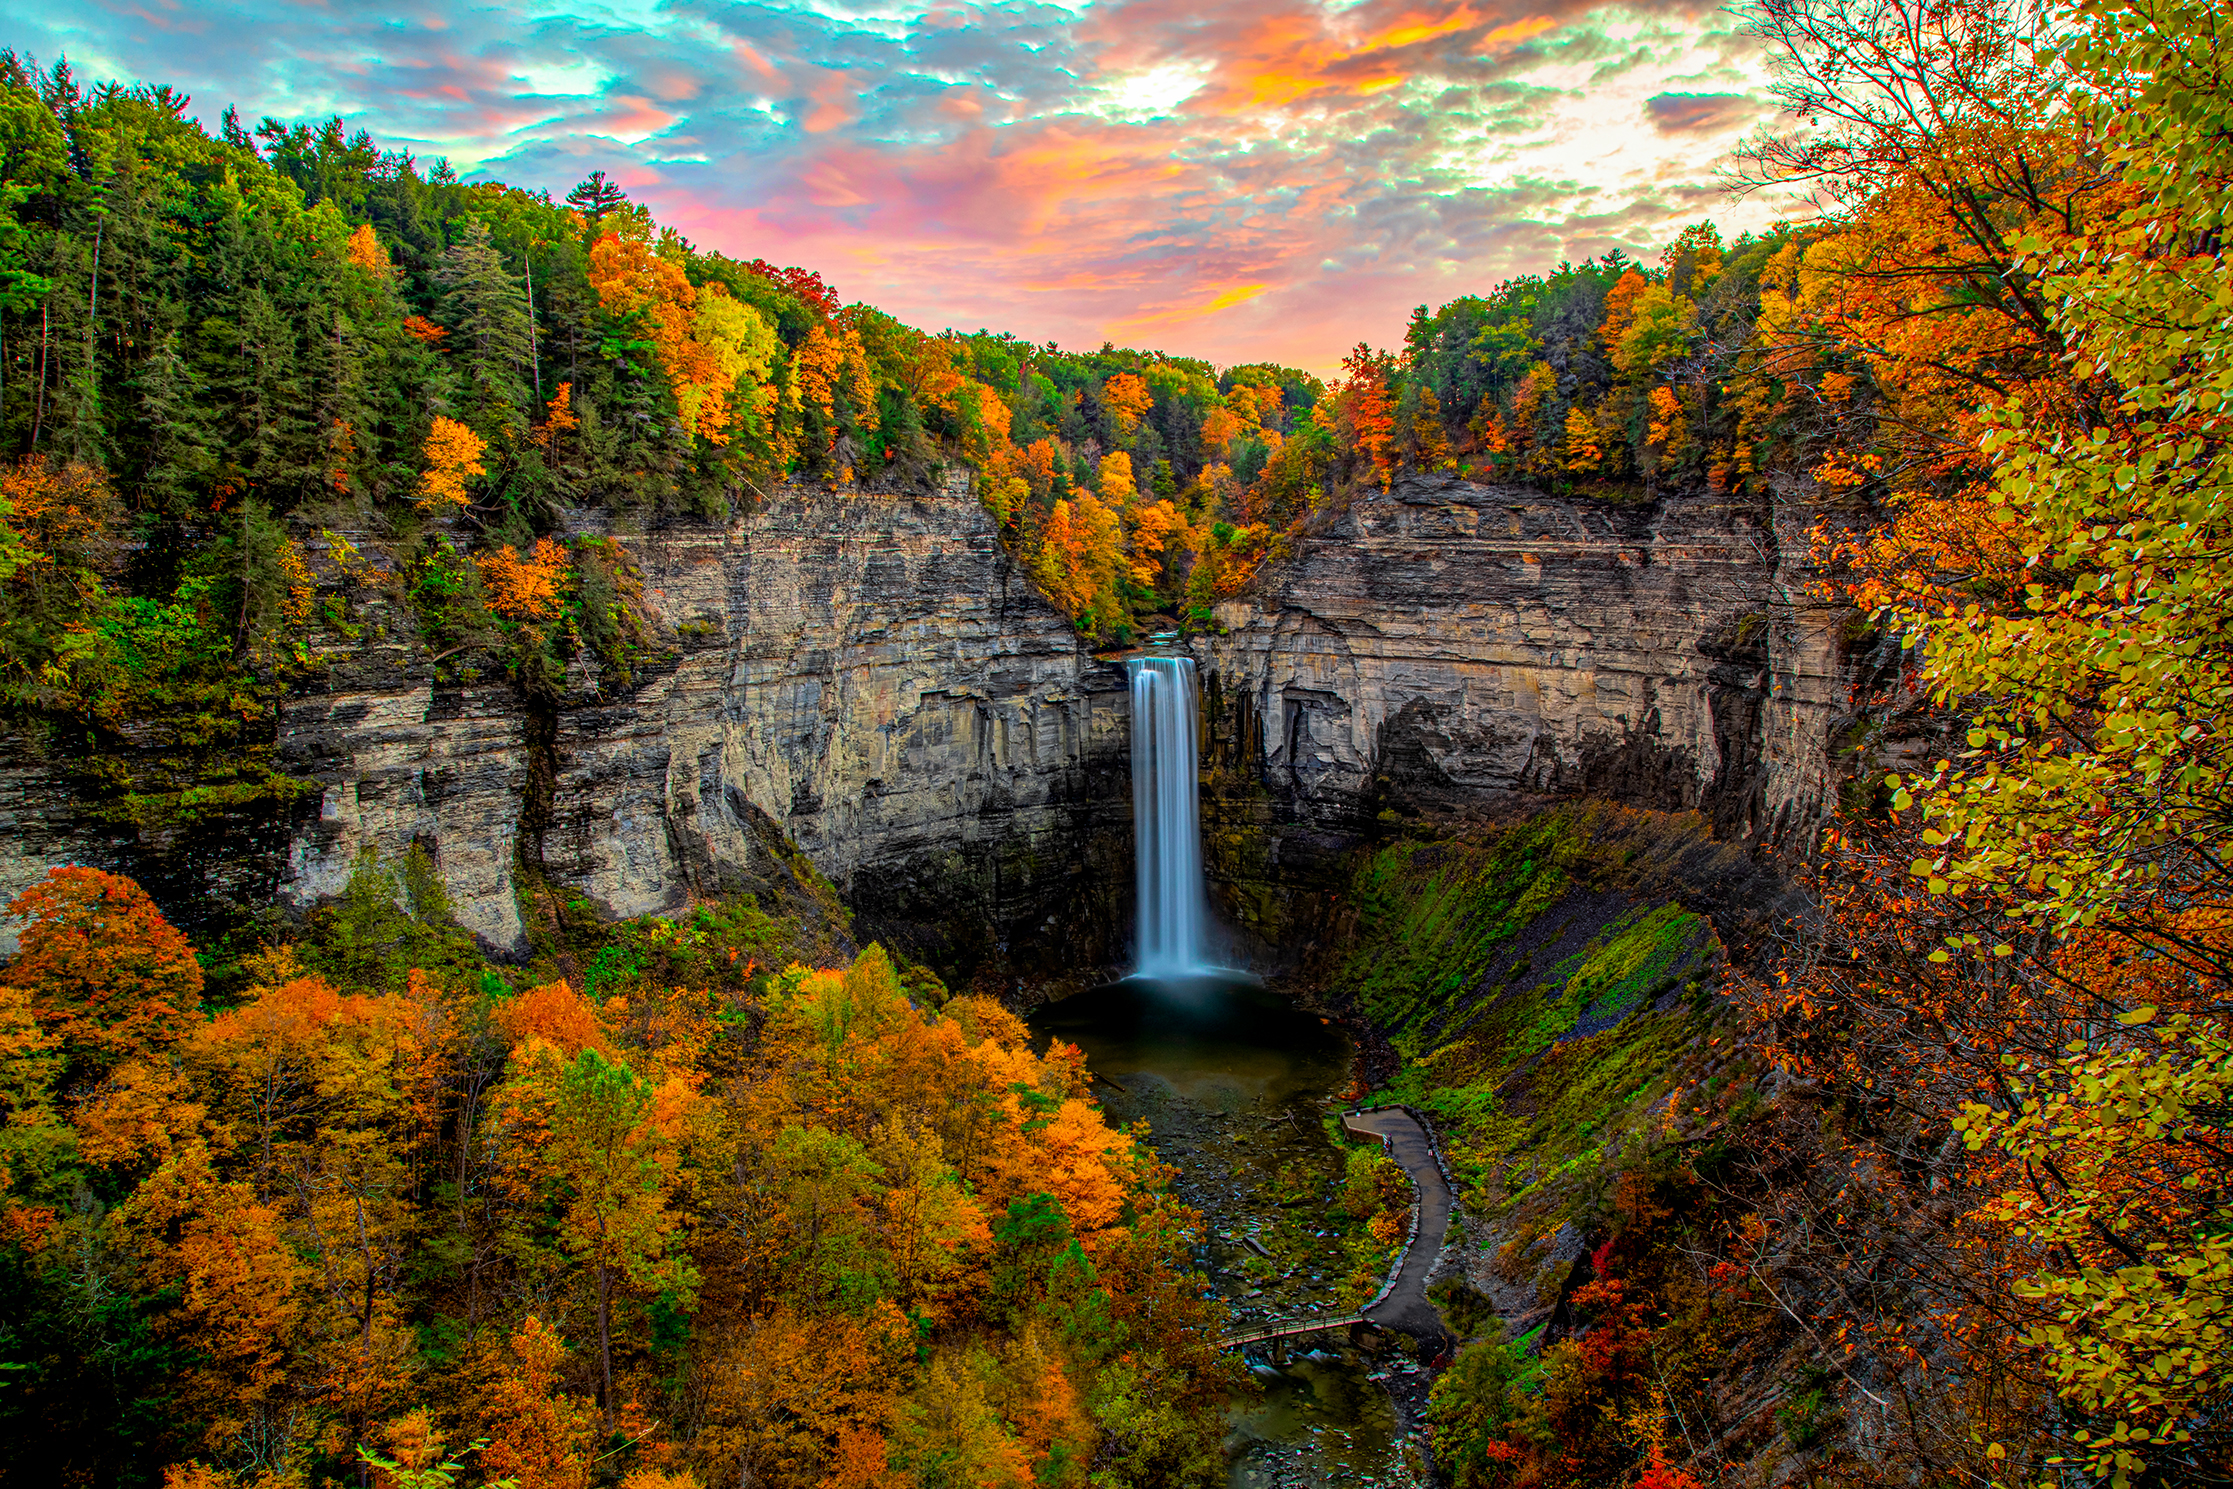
[476,537,570,621]
[1100,373,1153,434]
[417,418,486,511]
[2,866,203,1087]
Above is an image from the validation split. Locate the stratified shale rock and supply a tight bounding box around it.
[1204,473,1844,836]
[0,473,1857,969]
[284,485,1134,963]
[1195,473,1852,950]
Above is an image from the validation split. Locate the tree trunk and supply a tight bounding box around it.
[597,1257,614,1433]
[86,213,101,365]
[524,247,541,402]
[356,1189,375,1349]
[31,301,46,448]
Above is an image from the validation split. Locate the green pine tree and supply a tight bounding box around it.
[437,219,535,439]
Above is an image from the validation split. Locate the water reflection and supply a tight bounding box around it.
[1031,974,1423,1487]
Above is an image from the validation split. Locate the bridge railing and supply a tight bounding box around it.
[1217,1314,1366,1351]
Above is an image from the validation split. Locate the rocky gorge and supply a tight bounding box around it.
[0,472,1853,970]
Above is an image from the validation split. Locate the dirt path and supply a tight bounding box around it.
[1344,1107,1455,1345]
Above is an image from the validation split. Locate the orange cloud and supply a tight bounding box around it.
[730,42,781,83]
[1167,2,1558,114]
[1110,280,1277,335]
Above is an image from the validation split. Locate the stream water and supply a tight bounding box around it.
[1057,649,1425,1481]
[1030,974,1428,1486]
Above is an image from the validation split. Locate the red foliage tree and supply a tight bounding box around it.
[743,260,841,318]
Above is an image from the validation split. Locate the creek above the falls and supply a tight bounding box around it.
[1030,974,1428,1487]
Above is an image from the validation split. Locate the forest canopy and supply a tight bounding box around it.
[0,862,1236,1487]
[7,0,2233,1483]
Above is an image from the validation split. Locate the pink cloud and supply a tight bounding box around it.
[41,0,1777,372]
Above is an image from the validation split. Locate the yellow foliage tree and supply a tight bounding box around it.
[1646,386,1686,450]
[792,320,881,454]
[1101,373,1153,433]
[418,418,486,510]
[1095,450,1135,505]
[1037,495,1125,626]
[345,224,391,277]
[1562,405,1604,474]
[1611,285,1699,377]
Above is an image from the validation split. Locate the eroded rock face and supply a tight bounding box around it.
[537,491,1135,969]
[281,485,1134,966]
[0,474,1852,969]
[1195,474,1851,951]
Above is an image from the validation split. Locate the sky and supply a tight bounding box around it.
[9,0,1800,374]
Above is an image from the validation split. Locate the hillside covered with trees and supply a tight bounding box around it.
[4,0,2233,1484]
[1389,0,2233,1485]
[0,32,1822,766]
[0,858,1235,1486]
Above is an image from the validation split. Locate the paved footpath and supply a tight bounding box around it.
[1343,1107,1456,1345]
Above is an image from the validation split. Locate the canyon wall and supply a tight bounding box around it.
[279,481,1136,967]
[0,481,1135,967]
[1203,472,1846,835]
[1194,472,1851,952]
[0,473,1854,968]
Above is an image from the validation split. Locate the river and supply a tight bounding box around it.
[1030,972,1431,1487]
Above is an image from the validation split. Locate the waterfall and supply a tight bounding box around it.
[1128,655,1212,978]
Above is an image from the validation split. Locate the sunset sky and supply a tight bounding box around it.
[14,0,1799,373]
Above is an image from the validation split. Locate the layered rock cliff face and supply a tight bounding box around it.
[0,474,1854,969]
[1195,473,1852,952]
[281,483,1136,965]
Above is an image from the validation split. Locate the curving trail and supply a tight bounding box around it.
[1344,1107,1456,1344]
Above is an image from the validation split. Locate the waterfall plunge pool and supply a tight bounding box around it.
[1031,973,1429,1486]
[1037,650,1427,1482]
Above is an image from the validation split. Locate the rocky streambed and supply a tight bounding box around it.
[1030,974,1438,1487]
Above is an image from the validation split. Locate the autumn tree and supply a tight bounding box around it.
[873,1116,988,1313]
[190,970,428,1431]
[1094,450,1135,506]
[418,418,486,511]
[124,1143,309,1441]
[588,223,779,447]
[1746,0,2233,1482]
[1101,373,1153,434]
[477,1316,600,1489]
[2,866,203,1089]
[477,537,570,621]
[1735,0,2107,471]
[533,1046,694,1428]
[0,974,63,1229]
[1198,404,1242,455]
[1334,345,1397,489]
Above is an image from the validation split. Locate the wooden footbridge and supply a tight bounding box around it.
[1216,1107,1459,1360]
[1218,1313,1368,1361]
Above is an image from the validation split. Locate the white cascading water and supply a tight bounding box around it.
[1129,655,1212,978]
